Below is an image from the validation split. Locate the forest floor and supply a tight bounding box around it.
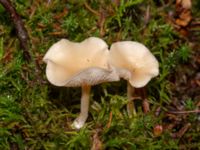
[0,0,200,149]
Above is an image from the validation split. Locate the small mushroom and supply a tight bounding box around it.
[109,41,159,116]
[43,37,119,129]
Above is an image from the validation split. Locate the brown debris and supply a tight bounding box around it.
[142,99,150,113]
[91,129,103,150]
[53,8,68,20]
[175,10,192,27]
[155,107,162,116]
[84,2,107,37]
[171,123,191,138]
[172,0,193,37]
[106,111,113,129]
[168,0,193,37]
[37,23,46,28]
[2,49,13,63]
[111,0,120,6]
[144,5,150,26]
[84,2,100,16]
[48,31,64,36]
[164,123,177,131]
[1,39,15,63]
[167,110,200,114]
[136,88,150,113]
[98,10,106,37]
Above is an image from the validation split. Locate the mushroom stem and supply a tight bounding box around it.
[80,85,91,121]
[127,81,136,117]
[72,85,91,129]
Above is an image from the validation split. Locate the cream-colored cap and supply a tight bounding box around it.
[109,41,159,88]
[43,37,119,87]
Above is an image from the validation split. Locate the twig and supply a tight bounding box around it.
[107,111,113,129]
[167,110,200,114]
[99,10,106,37]
[144,5,150,26]
[171,123,191,138]
[0,0,45,84]
[84,2,100,16]
[0,0,31,61]
[142,98,150,113]
[84,3,107,37]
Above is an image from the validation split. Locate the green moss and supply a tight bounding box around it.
[0,0,199,149]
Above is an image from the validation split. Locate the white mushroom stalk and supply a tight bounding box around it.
[43,37,119,129]
[109,41,159,116]
[74,85,91,129]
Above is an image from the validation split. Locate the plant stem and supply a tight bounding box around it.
[167,110,200,114]
[127,81,136,117]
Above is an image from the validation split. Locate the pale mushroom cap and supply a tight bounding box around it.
[43,37,119,86]
[109,41,159,88]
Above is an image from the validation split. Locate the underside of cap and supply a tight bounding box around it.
[62,67,119,87]
[44,37,116,87]
[46,60,119,87]
[129,73,154,88]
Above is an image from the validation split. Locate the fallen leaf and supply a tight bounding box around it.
[175,10,191,27]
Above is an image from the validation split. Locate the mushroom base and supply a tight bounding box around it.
[72,85,91,129]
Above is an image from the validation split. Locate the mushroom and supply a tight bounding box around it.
[43,37,119,129]
[109,41,159,116]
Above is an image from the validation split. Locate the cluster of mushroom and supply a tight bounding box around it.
[43,37,159,129]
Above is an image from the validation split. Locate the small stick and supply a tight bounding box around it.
[167,110,200,114]
[84,2,100,16]
[144,5,150,26]
[171,123,191,138]
[0,0,31,61]
[107,111,113,129]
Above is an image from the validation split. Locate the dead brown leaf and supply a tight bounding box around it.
[175,0,192,27]
[53,8,68,20]
[175,10,192,27]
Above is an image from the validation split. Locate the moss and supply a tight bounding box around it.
[0,0,199,149]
